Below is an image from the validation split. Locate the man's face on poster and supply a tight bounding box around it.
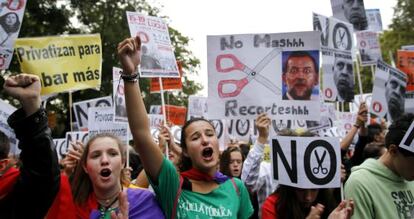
[333,57,354,97]
[284,56,318,100]
[385,77,405,120]
[343,0,367,29]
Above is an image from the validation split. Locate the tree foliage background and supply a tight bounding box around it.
[1,0,202,137]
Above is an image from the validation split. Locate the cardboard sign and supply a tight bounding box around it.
[126,11,179,78]
[399,121,414,154]
[73,96,112,130]
[112,67,127,123]
[365,9,383,32]
[0,0,27,69]
[150,61,183,93]
[65,131,89,156]
[207,31,320,121]
[87,107,128,144]
[271,136,341,188]
[0,99,18,155]
[356,31,382,66]
[15,34,102,95]
[53,138,67,161]
[371,60,407,122]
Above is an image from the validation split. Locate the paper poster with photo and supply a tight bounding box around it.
[365,9,383,32]
[271,136,341,188]
[356,31,382,66]
[112,67,127,123]
[399,121,414,154]
[207,31,320,121]
[322,50,355,102]
[371,60,407,122]
[330,0,368,31]
[0,99,18,155]
[187,95,208,120]
[73,96,112,130]
[88,107,128,144]
[335,112,357,137]
[0,0,26,69]
[126,11,179,78]
[307,102,337,133]
[397,50,414,114]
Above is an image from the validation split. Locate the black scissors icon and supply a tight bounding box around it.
[312,150,328,174]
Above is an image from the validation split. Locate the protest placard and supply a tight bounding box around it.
[187,95,208,120]
[313,13,355,102]
[331,0,368,31]
[356,31,382,66]
[150,61,183,93]
[126,11,179,78]
[53,138,66,161]
[0,0,26,69]
[163,105,187,126]
[148,114,164,129]
[65,131,89,157]
[73,96,112,130]
[271,136,341,188]
[365,9,383,32]
[15,34,102,95]
[399,121,414,154]
[112,67,127,123]
[397,50,414,114]
[88,107,128,144]
[0,99,18,154]
[371,60,407,122]
[207,31,320,121]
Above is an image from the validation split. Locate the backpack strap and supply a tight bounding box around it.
[171,176,184,219]
[230,177,240,196]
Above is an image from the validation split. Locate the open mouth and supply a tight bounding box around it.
[202,147,214,159]
[100,168,112,177]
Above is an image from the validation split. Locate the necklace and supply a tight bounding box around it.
[97,195,119,219]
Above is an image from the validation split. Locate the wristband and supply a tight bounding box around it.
[353,124,361,128]
[121,73,139,83]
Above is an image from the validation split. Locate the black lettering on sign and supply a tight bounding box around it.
[403,125,414,147]
[210,119,223,139]
[236,119,250,136]
[304,140,336,185]
[272,139,297,183]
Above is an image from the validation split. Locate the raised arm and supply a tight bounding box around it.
[340,102,367,150]
[117,36,163,182]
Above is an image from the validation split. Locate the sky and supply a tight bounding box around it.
[149,0,398,96]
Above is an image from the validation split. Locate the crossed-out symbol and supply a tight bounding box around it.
[312,150,328,174]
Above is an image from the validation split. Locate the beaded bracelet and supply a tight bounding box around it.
[120,73,139,83]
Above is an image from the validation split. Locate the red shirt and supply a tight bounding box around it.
[261,193,279,219]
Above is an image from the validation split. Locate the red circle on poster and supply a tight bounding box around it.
[136,32,149,43]
[7,0,24,11]
[325,88,332,98]
[372,101,382,113]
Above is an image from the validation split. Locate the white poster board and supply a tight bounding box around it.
[356,31,382,66]
[113,67,127,122]
[126,11,179,78]
[187,95,208,120]
[0,99,18,155]
[207,31,321,121]
[399,121,414,154]
[65,131,89,156]
[73,96,112,130]
[271,136,341,188]
[87,107,128,144]
[53,138,66,161]
[365,9,383,32]
[331,0,368,31]
[371,60,407,122]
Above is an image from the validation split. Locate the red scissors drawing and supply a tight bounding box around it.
[216,48,282,98]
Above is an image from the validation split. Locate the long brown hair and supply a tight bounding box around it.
[220,146,244,177]
[71,133,126,205]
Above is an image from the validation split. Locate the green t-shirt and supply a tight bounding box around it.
[149,158,253,219]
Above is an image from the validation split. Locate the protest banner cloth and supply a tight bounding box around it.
[207,31,321,121]
[271,136,341,188]
[150,61,183,93]
[370,60,407,122]
[0,99,18,154]
[87,107,128,144]
[15,34,102,95]
[73,96,112,130]
[113,67,127,123]
[0,0,26,69]
[356,31,382,66]
[126,11,179,78]
[187,95,208,120]
[313,13,356,102]
[365,9,383,32]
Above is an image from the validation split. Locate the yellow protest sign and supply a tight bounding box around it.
[15,34,102,95]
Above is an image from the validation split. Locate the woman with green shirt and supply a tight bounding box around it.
[117,36,253,219]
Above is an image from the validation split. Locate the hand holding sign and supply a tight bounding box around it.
[117,36,141,75]
[3,73,41,116]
